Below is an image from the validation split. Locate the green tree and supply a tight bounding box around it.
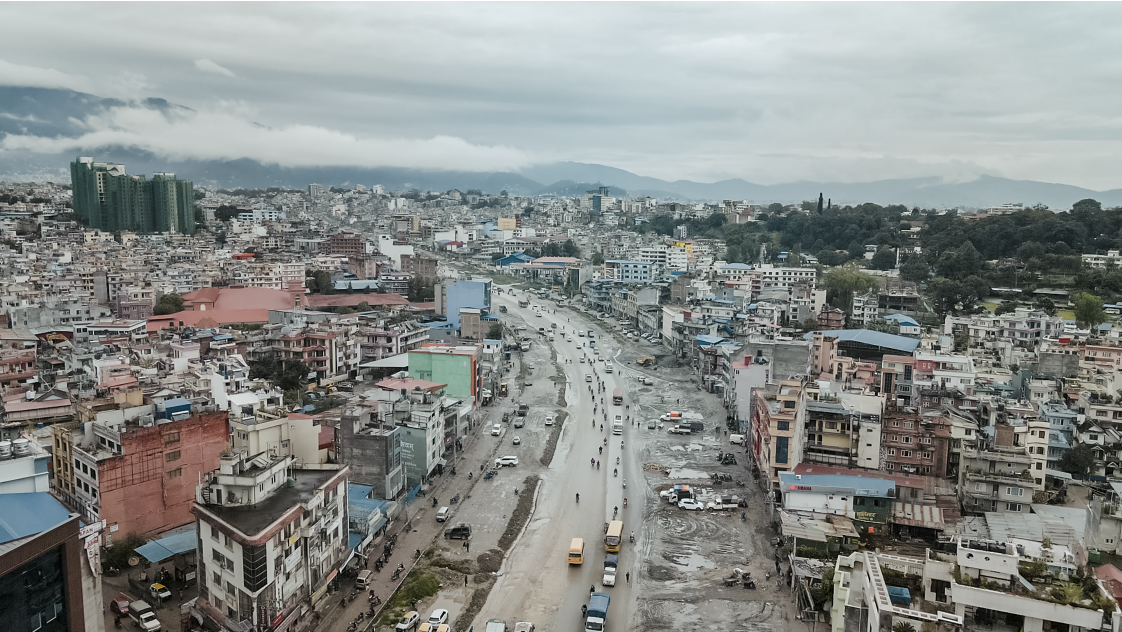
[822,266,878,316]
[1032,296,1057,315]
[929,277,988,316]
[153,293,184,315]
[1073,291,1107,331]
[306,270,335,294]
[1057,444,1096,479]
[487,323,504,339]
[994,300,1019,316]
[899,253,929,283]
[869,247,896,270]
[591,252,604,266]
[935,241,983,280]
[278,360,312,392]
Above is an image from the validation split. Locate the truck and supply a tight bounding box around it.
[585,592,610,631]
[602,554,619,587]
[518,300,529,308]
[128,600,162,632]
[636,356,655,367]
[659,484,692,504]
[517,404,529,416]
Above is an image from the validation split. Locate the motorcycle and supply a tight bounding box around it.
[613,469,618,477]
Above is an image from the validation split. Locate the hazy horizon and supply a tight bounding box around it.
[2,3,1122,190]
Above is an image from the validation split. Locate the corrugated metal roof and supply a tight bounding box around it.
[892,503,945,530]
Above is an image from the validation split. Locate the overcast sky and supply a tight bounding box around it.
[2,3,1122,188]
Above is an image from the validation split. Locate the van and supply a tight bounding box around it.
[729,434,746,445]
[568,537,585,565]
[436,506,451,522]
[357,570,373,588]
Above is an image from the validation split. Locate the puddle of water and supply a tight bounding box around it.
[686,443,705,452]
[666,467,710,479]
[671,552,716,571]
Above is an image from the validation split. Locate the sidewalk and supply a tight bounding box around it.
[315,409,509,632]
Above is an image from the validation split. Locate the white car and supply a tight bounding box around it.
[429,609,450,625]
[614,415,623,425]
[678,498,704,511]
[512,436,521,445]
[545,414,555,426]
[495,455,519,467]
[586,374,593,382]
[579,356,586,363]
[491,424,502,436]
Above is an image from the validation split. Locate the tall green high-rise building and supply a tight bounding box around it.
[69,157,196,234]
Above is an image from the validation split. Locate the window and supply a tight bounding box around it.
[975,482,985,491]
[1006,503,1022,512]
[211,525,220,541]
[777,421,790,431]
[783,400,795,409]
[213,571,222,587]
[888,448,896,456]
[775,437,789,464]
[1006,487,1024,496]
[166,451,181,462]
[904,436,913,444]
[164,431,181,444]
[965,428,973,436]
[922,451,932,459]
[892,420,899,427]
[904,421,914,429]
[167,468,182,479]
[922,437,932,444]
[900,450,911,458]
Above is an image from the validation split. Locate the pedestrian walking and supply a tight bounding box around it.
[466,541,470,553]
[626,572,630,584]
[465,575,469,586]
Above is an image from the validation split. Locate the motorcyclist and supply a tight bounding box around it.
[599,446,603,455]
[576,493,580,502]
[613,468,618,477]
[616,456,620,464]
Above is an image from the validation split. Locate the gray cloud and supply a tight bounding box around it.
[194,59,236,78]
[0,3,1121,187]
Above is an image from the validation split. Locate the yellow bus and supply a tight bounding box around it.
[605,520,624,553]
[568,538,585,565]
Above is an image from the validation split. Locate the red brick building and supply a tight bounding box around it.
[322,232,365,257]
[59,411,230,538]
[881,407,952,478]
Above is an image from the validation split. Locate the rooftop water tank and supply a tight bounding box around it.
[12,438,30,456]
[0,441,11,460]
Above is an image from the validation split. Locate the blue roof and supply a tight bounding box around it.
[135,527,198,563]
[163,397,191,408]
[348,483,392,519]
[803,329,920,354]
[720,263,752,270]
[884,314,919,327]
[0,493,75,544]
[778,472,896,496]
[696,334,725,345]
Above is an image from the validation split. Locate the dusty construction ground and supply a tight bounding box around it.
[601,316,804,632]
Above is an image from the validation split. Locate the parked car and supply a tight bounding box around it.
[429,609,450,625]
[669,426,691,435]
[513,623,536,632]
[436,507,451,522]
[149,583,172,604]
[396,612,420,632]
[678,499,705,511]
[495,455,519,467]
[444,524,472,540]
[109,598,130,616]
[357,569,374,587]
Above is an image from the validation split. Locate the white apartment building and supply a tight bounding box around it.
[192,452,350,631]
[1083,250,1122,269]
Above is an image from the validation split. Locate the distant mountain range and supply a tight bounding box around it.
[2,85,1122,209]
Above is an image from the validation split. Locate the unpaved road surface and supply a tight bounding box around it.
[433,289,802,632]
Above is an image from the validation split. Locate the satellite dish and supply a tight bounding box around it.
[128,556,140,567]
